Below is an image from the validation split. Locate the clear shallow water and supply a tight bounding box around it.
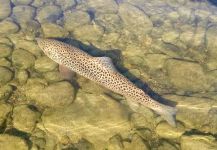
[0,0,217,150]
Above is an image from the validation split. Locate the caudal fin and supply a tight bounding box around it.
[155,104,177,127]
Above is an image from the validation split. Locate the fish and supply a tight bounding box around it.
[36,38,177,127]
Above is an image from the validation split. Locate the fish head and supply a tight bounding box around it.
[36,38,62,63]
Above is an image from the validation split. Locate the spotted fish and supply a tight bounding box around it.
[36,38,177,127]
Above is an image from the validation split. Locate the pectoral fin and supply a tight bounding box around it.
[95,57,117,72]
[59,65,75,81]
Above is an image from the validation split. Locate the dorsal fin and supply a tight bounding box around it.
[94,57,117,72]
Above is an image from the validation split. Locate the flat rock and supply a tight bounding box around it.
[165,59,209,92]
[13,105,41,133]
[0,0,11,20]
[11,0,33,5]
[119,3,153,34]
[34,56,58,72]
[42,23,69,38]
[0,20,19,35]
[55,0,76,10]
[156,122,185,139]
[0,44,13,58]
[123,134,149,150]
[23,79,75,108]
[36,5,62,23]
[163,94,217,133]
[86,0,118,13]
[0,85,13,100]
[64,10,90,32]
[181,135,217,150]
[0,103,11,126]
[0,67,13,85]
[12,49,35,69]
[0,58,11,67]
[40,91,131,149]
[12,5,36,25]
[0,134,28,150]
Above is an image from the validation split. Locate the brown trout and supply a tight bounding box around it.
[36,38,177,126]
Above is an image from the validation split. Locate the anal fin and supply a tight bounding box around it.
[59,65,75,81]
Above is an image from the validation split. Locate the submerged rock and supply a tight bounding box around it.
[0,44,13,58]
[55,0,76,10]
[12,5,36,25]
[64,10,90,32]
[157,140,178,150]
[165,59,209,92]
[0,85,13,101]
[0,20,19,35]
[0,103,11,126]
[163,95,217,133]
[11,0,33,5]
[40,92,131,149]
[107,135,124,150]
[0,134,28,150]
[0,58,11,67]
[119,3,153,34]
[0,0,11,20]
[42,23,69,38]
[13,105,41,133]
[12,49,35,69]
[23,79,75,107]
[156,122,185,139]
[43,71,62,83]
[123,134,149,150]
[16,70,28,84]
[181,135,217,150]
[0,67,13,85]
[34,56,58,73]
[36,5,62,23]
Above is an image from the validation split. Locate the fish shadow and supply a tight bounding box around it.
[54,37,176,107]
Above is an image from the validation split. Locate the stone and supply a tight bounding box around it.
[42,23,69,38]
[0,85,13,100]
[156,122,185,139]
[123,134,149,150]
[0,37,13,46]
[157,140,178,150]
[163,95,217,133]
[12,49,35,69]
[0,44,13,58]
[119,3,153,34]
[95,13,123,33]
[16,70,28,84]
[13,105,41,133]
[43,71,62,83]
[107,135,124,150]
[55,0,76,10]
[86,0,118,14]
[64,10,90,32]
[181,135,217,150]
[165,59,209,92]
[0,0,11,20]
[36,5,62,23]
[32,0,55,7]
[0,103,11,126]
[0,134,28,150]
[0,58,11,67]
[11,0,33,5]
[23,79,75,107]
[162,31,179,45]
[73,24,104,43]
[0,67,13,85]
[0,20,19,35]
[206,26,217,70]
[12,38,41,57]
[39,92,131,149]
[12,5,36,24]
[178,6,191,21]
[34,56,58,72]
[167,11,180,22]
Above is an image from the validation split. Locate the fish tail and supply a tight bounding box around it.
[154,104,177,127]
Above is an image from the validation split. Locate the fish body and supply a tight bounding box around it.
[36,38,177,126]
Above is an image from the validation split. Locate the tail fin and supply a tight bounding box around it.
[155,104,177,127]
